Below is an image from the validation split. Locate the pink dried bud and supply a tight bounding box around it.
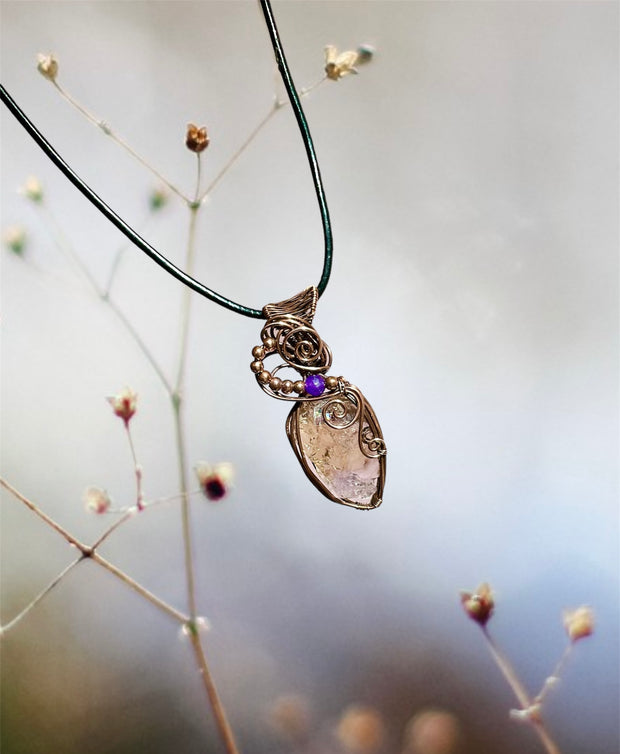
[185,123,209,153]
[83,486,111,514]
[563,606,594,642]
[460,583,494,626]
[36,53,58,82]
[195,461,234,501]
[336,705,385,753]
[324,45,359,80]
[107,387,137,424]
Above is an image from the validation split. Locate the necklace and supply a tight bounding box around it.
[0,0,387,509]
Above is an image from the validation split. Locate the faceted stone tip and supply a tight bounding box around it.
[304,374,326,397]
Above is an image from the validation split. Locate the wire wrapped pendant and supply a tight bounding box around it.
[250,287,386,509]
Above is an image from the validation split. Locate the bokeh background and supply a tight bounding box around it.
[1,2,618,753]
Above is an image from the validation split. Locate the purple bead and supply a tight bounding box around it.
[304,374,326,397]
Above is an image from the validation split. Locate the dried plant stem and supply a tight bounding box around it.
[37,202,173,393]
[200,102,280,203]
[103,211,154,297]
[90,552,188,623]
[1,476,86,550]
[189,631,241,754]
[1,556,82,635]
[124,422,144,510]
[198,80,324,204]
[105,298,172,393]
[173,400,198,620]
[0,477,189,627]
[535,644,573,705]
[173,159,202,621]
[52,80,190,204]
[91,509,136,550]
[482,627,562,754]
[171,156,240,754]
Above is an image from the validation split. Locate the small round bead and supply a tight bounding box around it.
[257,370,271,384]
[252,345,265,360]
[281,380,294,394]
[269,377,282,391]
[325,375,338,390]
[250,360,264,373]
[263,336,276,351]
[293,380,305,394]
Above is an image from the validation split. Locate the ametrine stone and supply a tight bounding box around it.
[304,374,326,397]
[296,396,380,505]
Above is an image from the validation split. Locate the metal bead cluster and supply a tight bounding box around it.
[250,337,340,398]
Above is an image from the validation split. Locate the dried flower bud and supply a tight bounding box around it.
[356,44,375,65]
[83,486,111,514]
[267,694,312,743]
[325,45,359,80]
[403,708,461,754]
[37,53,58,82]
[460,583,494,626]
[563,606,594,642]
[185,123,209,153]
[2,225,27,255]
[336,705,385,753]
[195,461,234,501]
[106,387,137,425]
[149,186,168,211]
[19,176,44,203]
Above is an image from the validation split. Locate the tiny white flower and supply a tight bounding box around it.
[36,53,58,82]
[106,387,137,425]
[83,486,111,514]
[324,45,359,80]
[563,606,594,642]
[19,176,44,203]
[2,225,27,255]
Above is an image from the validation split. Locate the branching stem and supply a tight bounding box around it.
[1,556,82,635]
[52,80,189,203]
[482,627,562,754]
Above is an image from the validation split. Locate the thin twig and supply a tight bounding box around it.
[52,80,189,203]
[534,643,574,706]
[103,208,157,297]
[482,627,562,754]
[172,156,240,754]
[90,509,137,550]
[35,202,173,394]
[189,631,241,754]
[125,422,144,510]
[1,477,189,625]
[198,77,325,204]
[0,477,88,552]
[173,162,201,618]
[90,552,188,624]
[1,556,83,634]
[199,103,279,203]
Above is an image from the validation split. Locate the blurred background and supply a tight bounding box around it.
[1,2,618,752]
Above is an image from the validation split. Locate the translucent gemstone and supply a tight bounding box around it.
[295,396,381,505]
